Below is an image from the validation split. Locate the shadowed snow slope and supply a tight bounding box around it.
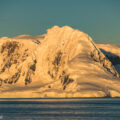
[0,26,120,98]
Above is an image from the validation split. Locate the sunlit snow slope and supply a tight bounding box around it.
[0,26,120,98]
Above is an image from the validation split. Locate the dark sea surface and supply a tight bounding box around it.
[0,98,120,120]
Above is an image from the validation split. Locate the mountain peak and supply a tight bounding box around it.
[0,26,120,98]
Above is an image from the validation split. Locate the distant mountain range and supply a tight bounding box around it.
[0,26,120,98]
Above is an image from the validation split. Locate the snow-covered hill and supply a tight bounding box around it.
[0,26,120,98]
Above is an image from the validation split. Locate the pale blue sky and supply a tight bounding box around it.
[0,0,120,44]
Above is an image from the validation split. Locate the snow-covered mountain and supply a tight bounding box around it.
[0,26,120,98]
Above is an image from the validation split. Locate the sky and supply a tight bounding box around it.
[0,0,120,44]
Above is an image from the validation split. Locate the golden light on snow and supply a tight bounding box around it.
[0,26,120,98]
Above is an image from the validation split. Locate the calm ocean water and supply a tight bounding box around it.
[0,98,120,120]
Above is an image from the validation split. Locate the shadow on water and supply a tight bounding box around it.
[100,48,120,74]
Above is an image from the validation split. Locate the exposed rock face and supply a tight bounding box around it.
[0,26,120,98]
[0,40,37,87]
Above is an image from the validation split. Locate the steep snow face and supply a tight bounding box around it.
[97,43,120,75]
[0,26,120,98]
